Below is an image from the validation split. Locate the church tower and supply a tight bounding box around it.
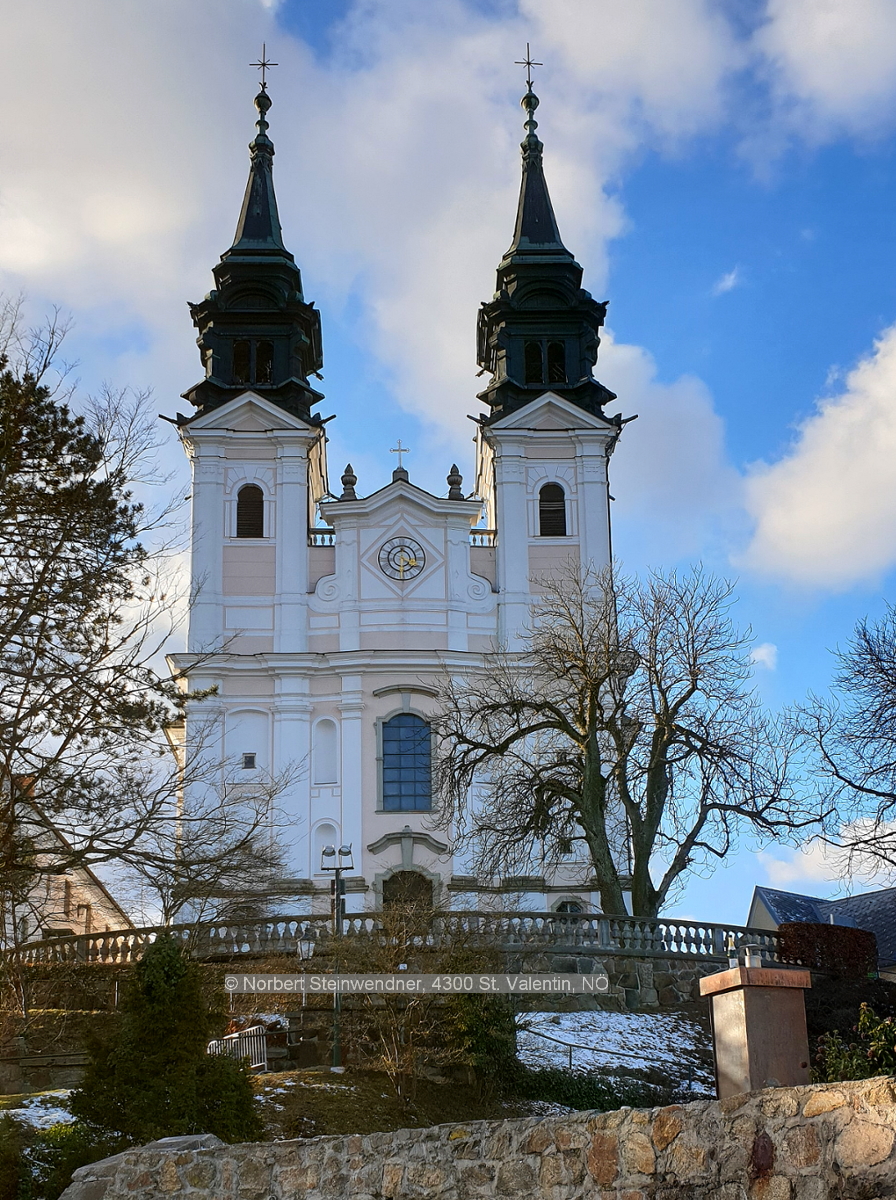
[172,77,626,917]
[475,82,624,647]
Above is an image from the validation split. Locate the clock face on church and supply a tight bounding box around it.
[378,537,426,580]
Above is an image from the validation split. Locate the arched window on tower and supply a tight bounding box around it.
[236,484,265,538]
[524,340,544,384]
[381,714,431,811]
[539,483,567,537]
[233,341,251,384]
[256,341,274,384]
[547,341,567,384]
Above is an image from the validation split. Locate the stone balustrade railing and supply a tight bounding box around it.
[9,912,781,968]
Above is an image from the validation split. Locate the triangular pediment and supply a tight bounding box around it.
[186,391,317,434]
[321,479,480,524]
[489,391,616,432]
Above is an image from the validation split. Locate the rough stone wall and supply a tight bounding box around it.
[62,1077,896,1199]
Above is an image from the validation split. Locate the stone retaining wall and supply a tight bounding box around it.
[62,1077,896,1199]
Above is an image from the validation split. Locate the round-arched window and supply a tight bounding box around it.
[538,483,567,537]
[381,714,431,811]
[236,485,264,538]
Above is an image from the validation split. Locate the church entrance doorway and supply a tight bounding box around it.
[382,871,434,909]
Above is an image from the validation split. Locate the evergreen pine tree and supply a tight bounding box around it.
[69,934,263,1143]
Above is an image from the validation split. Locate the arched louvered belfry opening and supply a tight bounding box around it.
[524,340,544,384]
[232,340,251,384]
[256,341,274,384]
[236,484,264,538]
[547,341,567,383]
[538,483,567,537]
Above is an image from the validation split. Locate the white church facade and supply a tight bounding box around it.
[169,80,627,914]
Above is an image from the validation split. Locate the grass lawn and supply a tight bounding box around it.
[253,1068,548,1140]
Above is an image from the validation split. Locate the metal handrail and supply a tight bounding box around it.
[207,1024,267,1070]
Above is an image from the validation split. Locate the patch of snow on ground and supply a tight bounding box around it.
[517,1011,714,1093]
[4,1091,74,1129]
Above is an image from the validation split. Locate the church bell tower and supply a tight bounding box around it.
[183,87,324,422]
[475,81,625,646]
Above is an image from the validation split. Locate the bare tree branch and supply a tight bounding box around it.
[435,564,825,917]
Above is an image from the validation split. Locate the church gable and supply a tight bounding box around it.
[186,390,317,434]
[489,390,618,433]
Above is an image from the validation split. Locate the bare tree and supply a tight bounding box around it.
[0,302,294,948]
[795,603,896,883]
[435,565,823,917]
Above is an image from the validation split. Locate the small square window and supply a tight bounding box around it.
[242,753,257,770]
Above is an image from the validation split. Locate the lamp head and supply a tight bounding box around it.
[337,843,354,870]
[320,844,337,871]
[298,924,316,961]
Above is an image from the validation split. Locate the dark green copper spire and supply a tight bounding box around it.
[508,88,566,255]
[183,86,324,421]
[229,87,288,254]
[476,84,616,420]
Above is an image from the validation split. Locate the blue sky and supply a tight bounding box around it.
[5,0,896,921]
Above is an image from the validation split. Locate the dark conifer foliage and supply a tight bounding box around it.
[0,351,182,882]
[0,321,291,944]
[69,934,262,1143]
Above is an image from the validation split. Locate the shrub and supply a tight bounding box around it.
[442,994,518,1094]
[29,1122,128,1200]
[511,1066,665,1112]
[69,934,262,1144]
[778,921,877,977]
[814,1002,896,1082]
[0,1115,27,1200]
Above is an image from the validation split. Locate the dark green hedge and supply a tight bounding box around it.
[778,921,877,977]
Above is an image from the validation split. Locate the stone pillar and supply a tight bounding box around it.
[699,965,812,1098]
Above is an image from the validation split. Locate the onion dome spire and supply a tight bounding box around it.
[183,81,325,422]
[475,72,616,422]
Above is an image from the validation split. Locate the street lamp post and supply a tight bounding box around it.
[297,923,316,1020]
[321,843,354,1072]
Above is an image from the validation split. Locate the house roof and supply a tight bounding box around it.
[751,885,896,967]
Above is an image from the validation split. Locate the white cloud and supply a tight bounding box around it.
[757,838,842,889]
[0,0,743,450]
[712,266,740,295]
[751,642,777,670]
[600,335,744,563]
[741,323,896,587]
[755,0,896,139]
[759,820,896,892]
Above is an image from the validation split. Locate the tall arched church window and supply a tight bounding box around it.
[382,714,431,811]
[313,719,338,784]
[547,341,567,384]
[236,484,265,538]
[538,483,567,537]
[524,341,544,384]
[256,341,274,384]
[233,341,251,384]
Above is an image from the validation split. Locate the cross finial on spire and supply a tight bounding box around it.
[515,43,542,92]
[250,43,278,91]
[390,439,410,469]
